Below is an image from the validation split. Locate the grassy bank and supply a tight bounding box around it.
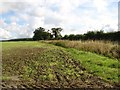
[45,40,120,59]
[66,48,119,83]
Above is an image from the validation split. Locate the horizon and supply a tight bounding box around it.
[0,0,119,40]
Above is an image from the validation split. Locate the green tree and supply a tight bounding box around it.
[62,35,69,40]
[84,31,96,40]
[95,30,104,40]
[33,27,51,40]
[51,27,62,39]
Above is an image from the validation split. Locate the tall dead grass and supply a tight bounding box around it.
[46,40,120,59]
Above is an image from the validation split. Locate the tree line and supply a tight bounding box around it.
[2,27,119,42]
[63,30,120,41]
[33,27,120,42]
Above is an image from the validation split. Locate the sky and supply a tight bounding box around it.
[0,0,119,40]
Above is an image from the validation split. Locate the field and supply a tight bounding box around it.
[1,41,120,88]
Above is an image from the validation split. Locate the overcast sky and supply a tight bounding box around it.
[0,0,119,40]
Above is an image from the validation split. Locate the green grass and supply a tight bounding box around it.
[2,41,119,87]
[2,76,11,81]
[66,48,119,83]
[2,41,44,49]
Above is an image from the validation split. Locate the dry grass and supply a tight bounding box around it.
[45,40,120,59]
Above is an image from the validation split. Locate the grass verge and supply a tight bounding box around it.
[45,40,120,59]
[65,48,119,84]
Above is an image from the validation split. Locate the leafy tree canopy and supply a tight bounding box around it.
[33,27,51,40]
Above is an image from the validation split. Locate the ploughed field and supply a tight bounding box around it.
[1,41,120,89]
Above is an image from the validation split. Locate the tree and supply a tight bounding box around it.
[33,27,51,40]
[95,30,104,40]
[84,31,96,40]
[68,34,75,40]
[62,35,69,40]
[51,27,62,39]
[74,34,83,40]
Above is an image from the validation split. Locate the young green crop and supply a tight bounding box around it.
[2,41,119,88]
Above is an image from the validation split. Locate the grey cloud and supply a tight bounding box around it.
[1,2,45,17]
[44,16,62,26]
[102,24,115,32]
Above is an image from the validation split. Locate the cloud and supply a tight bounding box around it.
[0,28,11,39]
[93,0,108,12]
[0,19,33,39]
[0,0,119,39]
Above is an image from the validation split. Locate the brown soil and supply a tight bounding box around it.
[2,47,120,89]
